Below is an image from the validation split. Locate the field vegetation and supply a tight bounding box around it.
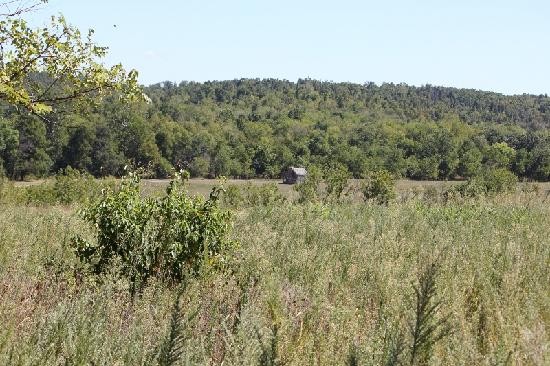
[0,173,548,365]
[1,2,549,364]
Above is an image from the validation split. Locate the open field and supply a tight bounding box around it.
[120,178,550,205]
[13,177,550,200]
[0,179,549,365]
[3,1,550,364]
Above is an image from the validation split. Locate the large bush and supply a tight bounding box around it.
[72,171,234,292]
[449,168,518,198]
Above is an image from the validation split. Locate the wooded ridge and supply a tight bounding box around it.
[1,78,550,181]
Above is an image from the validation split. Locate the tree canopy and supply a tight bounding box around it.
[2,78,550,182]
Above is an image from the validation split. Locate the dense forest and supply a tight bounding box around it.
[1,78,550,181]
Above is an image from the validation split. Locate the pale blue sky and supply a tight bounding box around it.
[28,0,550,95]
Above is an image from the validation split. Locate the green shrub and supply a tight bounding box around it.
[222,184,245,207]
[246,182,285,206]
[482,168,517,194]
[324,164,352,203]
[448,168,518,199]
[294,166,323,203]
[72,171,234,293]
[52,167,114,204]
[20,183,57,204]
[362,170,396,205]
[0,167,112,205]
[222,182,286,208]
[446,179,487,199]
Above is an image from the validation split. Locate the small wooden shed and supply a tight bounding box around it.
[282,167,307,184]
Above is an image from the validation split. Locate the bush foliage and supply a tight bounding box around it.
[222,182,286,208]
[72,171,234,292]
[449,168,518,198]
[362,170,396,204]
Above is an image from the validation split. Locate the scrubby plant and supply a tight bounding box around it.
[223,182,286,208]
[448,168,518,199]
[362,169,396,205]
[256,302,282,366]
[72,170,234,293]
[354,262,452,366]
[324,163,352,203]
[408,263,453,365]
[294,165,323,203]
[148,288,197,365]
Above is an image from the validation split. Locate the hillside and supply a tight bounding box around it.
[1,79,550,180]
[146,79,550,129]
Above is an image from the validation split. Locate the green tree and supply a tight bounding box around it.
[12,115,52,178]
[0,0,140,114]
[189,155,210,177]
[211,144,236,177]
[60,117,95,171]
[457,141,482,178]
[90,122,125,177]
[0,118,18,175]
[485,142,516,169]
[528,144,550,181]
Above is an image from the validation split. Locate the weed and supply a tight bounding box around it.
[408,263,453,366]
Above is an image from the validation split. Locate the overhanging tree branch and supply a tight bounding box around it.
[0,0,46,18]
[0,5,142,115]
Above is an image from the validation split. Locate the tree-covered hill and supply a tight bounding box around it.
[1,78,550,181]
[147,79,550,129]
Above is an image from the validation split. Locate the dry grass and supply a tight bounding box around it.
[0,191,549,364]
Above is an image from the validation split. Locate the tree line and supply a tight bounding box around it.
[1,78,550,181]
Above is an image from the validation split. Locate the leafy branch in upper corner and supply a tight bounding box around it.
[0,0,142,115]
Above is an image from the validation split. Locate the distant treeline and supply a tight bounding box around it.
[1,78,550,180]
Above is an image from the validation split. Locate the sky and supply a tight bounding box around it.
[24,0,550,95]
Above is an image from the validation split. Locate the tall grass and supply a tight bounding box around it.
[0,192,548,364]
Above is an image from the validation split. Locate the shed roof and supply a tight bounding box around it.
[289,167,307,176]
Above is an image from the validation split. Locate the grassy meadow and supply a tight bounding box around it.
[0,178,549,365]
